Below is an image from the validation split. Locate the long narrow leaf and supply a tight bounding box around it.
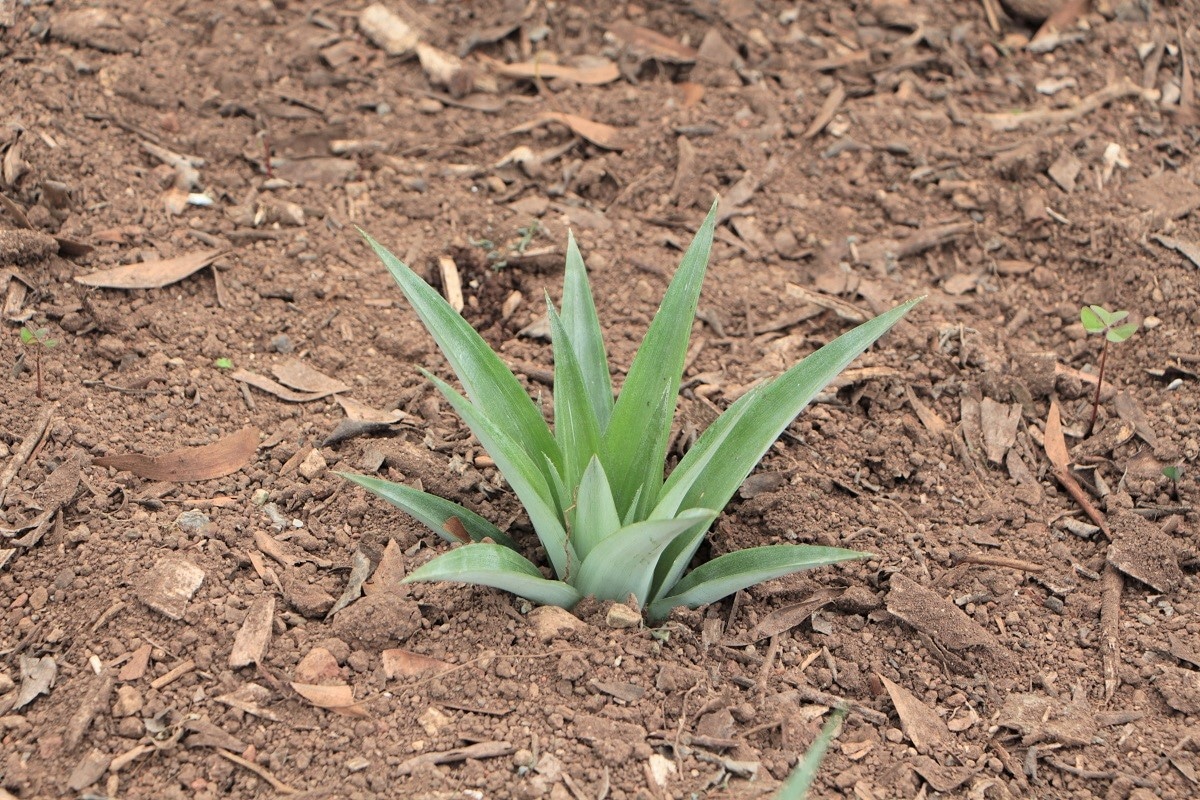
[647,544,867,621]
[361,232,561,480]
[424,371,577,578]
[575,508,717,606]
[571,456,621,559]
[648,297,921,598]
[547,299,602,491]
[775,709,847,800]
[562,232,613,431]
[601,200,718,520]
[338,471,518,550]
[404,544,583,608]
[658,297,922,517]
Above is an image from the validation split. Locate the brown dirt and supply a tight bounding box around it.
[2,1,1200,798]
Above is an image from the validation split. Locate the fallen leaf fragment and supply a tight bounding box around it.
[271,360,349,395]
[396,741,515,776]
[608,20,697,63]
[139,558,205,620]
[1152,234,1200,269]
[510,112,630,151]
[94,427,259,482]
[231,369,333,402]
[325,549,373,620]
[803,83,846,139]
[291,681,369,717]
[880,675,954,754]
[733,588,842,643]
[363,539,407,595]
[335,395,406,424]
[887,574,1007,663]
[15,655,56,710]
[295,647,343,685]
[382,648,455,679]
[74,249,225,290]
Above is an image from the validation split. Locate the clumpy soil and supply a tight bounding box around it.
[3,1,1200,798]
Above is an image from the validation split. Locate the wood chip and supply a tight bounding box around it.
[138,559,205,620]
[74,249,225,289]
[358,2,420,57]
[229,596,275,668]
[488,58,619,85]
[118,644,152,682]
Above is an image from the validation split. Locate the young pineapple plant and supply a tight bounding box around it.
[342,202,921,621]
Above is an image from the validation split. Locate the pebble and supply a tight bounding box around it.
[175,510,210,534]
[112,686,143,718]
[527,605,588,641]
[270,334,294,353]
[605,604,641,629]
[298,449,327,481]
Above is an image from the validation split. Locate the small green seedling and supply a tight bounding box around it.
[775,708,848,800]
[1080,305,1137,437]
[214,357,234,370]
[343,202,921,621]
[1163,465,1182,500]
[19,326,58,400]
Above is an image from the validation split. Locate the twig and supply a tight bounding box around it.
[0,403,56,508]
[1045,756,1154,787]
[1101,564,1122,701]
[218,749,298,794]
[779,678,888,726]
[978,78,1159,132]
[950,550,1045,573]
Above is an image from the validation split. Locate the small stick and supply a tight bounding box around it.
[1085,335,1110,437]
[150,659,196,690]
[950,550,1045,573]
[780,679,889,726]
[218,749,297,794]
[1101,564,1122,701]
[0,402,55,507]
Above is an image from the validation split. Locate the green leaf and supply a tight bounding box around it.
[214,357,234,369]
[648,298,921,598]
[575,508,717,606]
[602,200,718,520]
[1107,322,1137,343]
[1079,306,1104,332]
[20,328,34,344]
[647,544,868,621]
[571,456,621,559]
[337,471,518,550]
[424,371,577,578]
[775,708,847,800]
[403,544,583,608]
[546,299,602,491]
[562,232,613,431]
[1163,465,1181,481]
[361,231,561,480]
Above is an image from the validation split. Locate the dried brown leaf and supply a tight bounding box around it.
[231,369,333,402]
[75,249,225,290]
[490,58,620,85]
[270,360,349,395]
[93,427,259,482]
[608,20,697,63]
[511,112,630,151]
[382,648,455,679]
[290,682,369,717]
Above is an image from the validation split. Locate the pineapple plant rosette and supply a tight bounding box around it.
[342,202,921,621]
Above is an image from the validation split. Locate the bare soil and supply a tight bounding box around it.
[2,1,1200,798]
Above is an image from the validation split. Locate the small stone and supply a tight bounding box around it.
[112,686,143,718]
[174,510,210,534]
[115,717,143,738]
[605,604,641,629]
[95,335,125,363]
[346,756,370,773]
[1143,315,1161,330]
[886,727,905,743]
[528,606,587,641]
[29,586,48,611]
[270,334,294,354]
[330,593,421,648]
[67,748,111,792]
[281,573,335,619]
[251,489,270,507]
[298,449,328,481]
[418,706,452,737]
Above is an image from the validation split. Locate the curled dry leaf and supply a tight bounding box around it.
[75,249,225,290]
[335,395,406,424]
[510,112,630,151]
[382,649,455,679]
[93,427,259,482]
[290,682,369,717]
